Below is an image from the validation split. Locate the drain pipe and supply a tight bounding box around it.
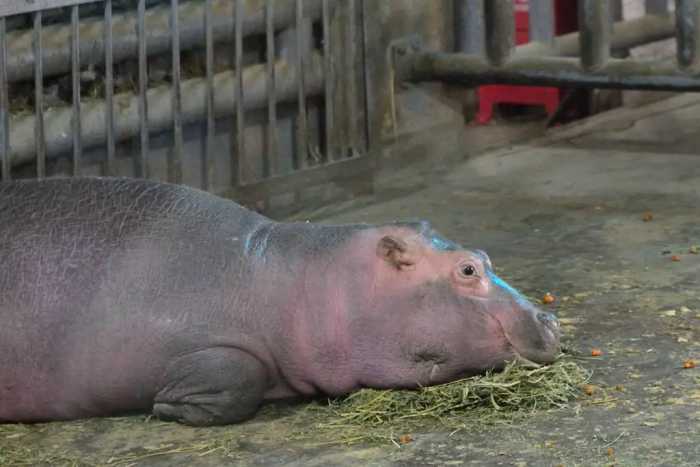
[7,53,325,167]
[4,0,325,83]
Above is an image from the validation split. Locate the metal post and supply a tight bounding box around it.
[33,11,46,178]
[676,0,700,71]
[204,0,215,191]
[104,0,115,175]
[266,0,279,177]
[346,0,358,158]
[578,0,611,70]
[296,0,309,169]
[170,0,183,184]
[528,0,555,45]
[322,0,335,160]
[0,18,8,181]
[71,5,82,176]
[233,0,245,187]
[484,0,514,66]
[137,0,150,178]
[455,0,485,55]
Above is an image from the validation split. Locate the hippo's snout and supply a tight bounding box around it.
[491,301,562,366]
[537,311,561,338]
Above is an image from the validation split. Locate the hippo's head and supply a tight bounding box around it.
[350,221,561,389]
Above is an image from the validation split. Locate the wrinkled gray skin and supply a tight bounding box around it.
[0,177,560,426]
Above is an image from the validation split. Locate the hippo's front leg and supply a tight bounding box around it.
[152,347,268,426]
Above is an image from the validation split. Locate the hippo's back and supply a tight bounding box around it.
[0,177,266,421]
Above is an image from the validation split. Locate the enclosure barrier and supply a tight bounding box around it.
[398,0,700,92]
[0,0,371,217]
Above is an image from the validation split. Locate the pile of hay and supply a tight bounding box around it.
[295,358,590,445]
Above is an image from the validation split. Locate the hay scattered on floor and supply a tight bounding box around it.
[0,358,590,465]
[293,357,591,445]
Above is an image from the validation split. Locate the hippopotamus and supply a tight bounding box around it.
[0,177,560,426]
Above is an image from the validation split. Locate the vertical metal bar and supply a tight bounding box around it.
[266,0,279,176]
[71,5,82,176]
[578,0,611,70]
[204,0,214,191]
[610,0,623,24]
[646,0,669,15]
[360,0,371,155]
[0,18,9,181]
[322,0,334,161]
[296,0,308,168]
[676,0,700,71]
[346,0,358,157]
[610,0,627,58]
[528,0,555,45]
[33,11,45,178]
[484,0,514,66]
[137,0,150,178]
[170,0,183,184]
[233,0,245,186]
[104,0,115,175]
[455,0,485,55]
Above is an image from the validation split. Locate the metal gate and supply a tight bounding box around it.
[0,0,372,217]
[396,0,700,93]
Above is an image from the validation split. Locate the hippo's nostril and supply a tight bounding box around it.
[537,311,560,333]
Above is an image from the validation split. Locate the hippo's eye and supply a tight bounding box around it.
[460,264,477,277]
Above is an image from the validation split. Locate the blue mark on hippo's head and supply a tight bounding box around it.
[487,270,532,308]
[390,220,460,252]
[244,224,274,260]
[429,234,459,251]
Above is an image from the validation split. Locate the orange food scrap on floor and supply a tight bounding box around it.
[671,255,682,262]
[591,348,603,357]
[682,359,696,369]
[398,434,413,444]
[642,212,653,222]
[542,292,555,304]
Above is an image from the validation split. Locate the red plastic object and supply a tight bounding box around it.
[476,0,578,124]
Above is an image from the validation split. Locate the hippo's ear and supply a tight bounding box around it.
[377,235,415,270]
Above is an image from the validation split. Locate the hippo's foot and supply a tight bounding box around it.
[152,347,267,426]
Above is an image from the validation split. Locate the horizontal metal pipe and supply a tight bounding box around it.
[0,0,100,17]
[7,53,325,167]
[513,13,676,59]
[4,0,324,83]
[398,50,700,91]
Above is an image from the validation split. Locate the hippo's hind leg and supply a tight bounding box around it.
[153,347,268,426]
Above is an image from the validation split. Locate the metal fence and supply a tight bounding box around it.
[3,0,699,217]
[397,0,700,92]
[0,0,372,216]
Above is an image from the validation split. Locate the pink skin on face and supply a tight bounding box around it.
[269,224,560,398]
[358,227,557,390]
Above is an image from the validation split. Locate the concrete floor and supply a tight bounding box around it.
[2,95,700,466]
